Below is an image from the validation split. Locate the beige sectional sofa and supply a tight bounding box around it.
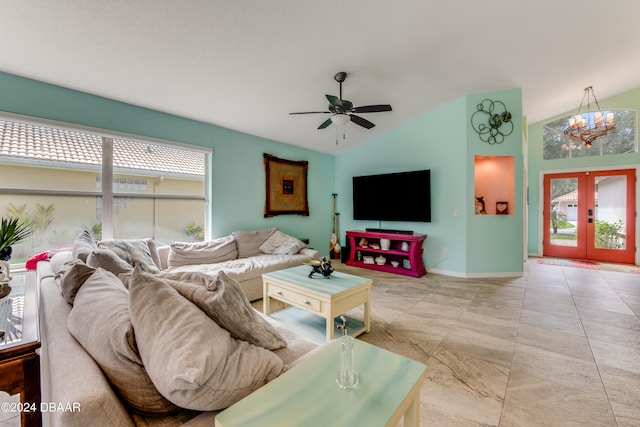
[37,228,322,426]
[158,227,320,301]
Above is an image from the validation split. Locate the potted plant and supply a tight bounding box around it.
[0,217,34,261]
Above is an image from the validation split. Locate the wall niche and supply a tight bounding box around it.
[474,155,515,215]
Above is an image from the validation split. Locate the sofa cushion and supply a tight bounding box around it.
[259,230,307,255]
[129,269,287,411]
[233,227,278,258]
[98,239,160,273]
[72,230,98,262]
[67,268,178,416]
[157,270,286,350]
[59,260,96,304]
[87,248,134,276]
[50,250,74,275]
[168,235,237,268]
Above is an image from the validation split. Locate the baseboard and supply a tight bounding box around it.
[428,268,523,279]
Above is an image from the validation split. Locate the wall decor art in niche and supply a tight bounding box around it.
[263,153,309,217]
[496,202,509,215]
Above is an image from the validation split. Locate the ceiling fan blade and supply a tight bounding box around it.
[352,104,393,113]
[318,118,333,129]
[326,95,343,108]
[349,114,375,129]
[289,111,331,115]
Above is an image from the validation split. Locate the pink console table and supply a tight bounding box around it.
[345,230,426,278]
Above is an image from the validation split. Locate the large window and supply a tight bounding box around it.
[0,117,210,265]
[542,110,636,159]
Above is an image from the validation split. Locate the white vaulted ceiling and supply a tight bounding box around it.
[2,0,640,154]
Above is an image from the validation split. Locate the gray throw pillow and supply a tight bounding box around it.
[59,260,96,304]
[168,234,238,268]
[98,239,160,273]
[233,227,278,258]
[87,248,134,277]
[158,270,287,350]
[259,230,307,255]
[71,230,98,262]
[129,268,286,411]
[67,268,178,415]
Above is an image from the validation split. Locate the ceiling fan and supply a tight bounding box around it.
[290,71,392,130]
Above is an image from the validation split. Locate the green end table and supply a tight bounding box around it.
[215,339,427,427]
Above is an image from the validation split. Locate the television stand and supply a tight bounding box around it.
[346,230,426,278]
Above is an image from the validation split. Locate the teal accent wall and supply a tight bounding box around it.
[336,88,524,276]
[466,89,524,275]
[0,72,335,251]
[527,87,640,259]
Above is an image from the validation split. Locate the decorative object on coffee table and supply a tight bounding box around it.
[263,153,309,217]
[304,257,334,279]
[0,261,11,301]
[336,316,358,389]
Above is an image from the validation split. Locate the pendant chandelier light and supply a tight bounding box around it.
[564,86,616,146]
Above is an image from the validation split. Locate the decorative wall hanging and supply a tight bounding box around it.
[471,99,513,144]
[496,201,509,215]
[264,153,309,217]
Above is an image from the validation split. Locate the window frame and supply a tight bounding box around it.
[0,112,211,263]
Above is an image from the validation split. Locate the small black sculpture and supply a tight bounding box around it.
[306,256,334,278]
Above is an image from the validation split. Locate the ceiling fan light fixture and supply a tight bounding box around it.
[330,114,351,126]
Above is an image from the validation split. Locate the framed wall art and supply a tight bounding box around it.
[263,153,309,217]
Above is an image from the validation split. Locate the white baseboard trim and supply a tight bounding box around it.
[428,268,523,279]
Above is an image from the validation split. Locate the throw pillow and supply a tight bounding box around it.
[98,239,160,273]
[144,238,162,271]
[86,248,134,277]
[50,251,74,276]
[259,230,307,255]
[158,270,287,350]
[71,230,98,262]
[59,260,96,304]
[233,227,278,258]
[129,269,286,411]
[168,234,237,268]
[67,268,178,415]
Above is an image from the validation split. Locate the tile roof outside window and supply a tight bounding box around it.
[0,120,204,176]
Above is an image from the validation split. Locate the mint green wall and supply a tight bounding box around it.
[0,72,335,251]
[527,87,640,259]
[466,89,523,275]
[336,88,524,276]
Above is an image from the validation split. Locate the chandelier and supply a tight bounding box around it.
[564,86,615,146]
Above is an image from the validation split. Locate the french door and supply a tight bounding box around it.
[543,169,636,263]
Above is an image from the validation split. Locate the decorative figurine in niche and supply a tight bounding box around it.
[475,196,487,214]
[496,201,509,215]
[305,256,334,278]
[358,237,368,248]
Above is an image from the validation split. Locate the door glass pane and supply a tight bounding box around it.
[549,178,578,247]
[593,176,626,250]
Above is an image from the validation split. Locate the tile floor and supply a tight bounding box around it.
[333,258,640,426]
[2,258,638,426]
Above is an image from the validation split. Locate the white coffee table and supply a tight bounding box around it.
[262,265,371,343]
[215,338,427,427]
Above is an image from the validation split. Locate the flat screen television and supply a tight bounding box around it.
[353,169,431,222]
